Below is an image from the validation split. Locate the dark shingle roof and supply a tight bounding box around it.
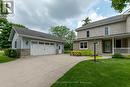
[76,14,130,31]
[14,28,64,42]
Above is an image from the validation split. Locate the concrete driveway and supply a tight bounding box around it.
[0,54,86,87]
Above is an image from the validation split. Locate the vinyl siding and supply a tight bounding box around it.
[12,33,22,49]
[77,21,126,38]
[73,40,103,54]
[126,15,130,32]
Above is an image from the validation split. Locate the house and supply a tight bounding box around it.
[9,28,64,56]
[73,13,130,55]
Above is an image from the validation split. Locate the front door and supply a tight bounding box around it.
[103,40,112,53]
[58,45,62,54]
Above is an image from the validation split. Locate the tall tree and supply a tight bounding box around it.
[50,26,70,39]
[0,18,12,48]
[0,18,26,49]
[50,26,76,50]
[112,0,130,12]
[82,17,91,26]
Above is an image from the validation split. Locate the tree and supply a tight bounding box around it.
[11,23,26,28]
[66,30,76,50]
[0,18,12,48]
[0,18,26,49]
[82,17,91,26]
[50,26,70,39]
[112,0,130,12]
[50,26,76,50]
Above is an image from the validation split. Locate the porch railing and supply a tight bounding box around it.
[114,48,130,54]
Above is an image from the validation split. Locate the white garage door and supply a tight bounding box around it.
[31,41,56,56]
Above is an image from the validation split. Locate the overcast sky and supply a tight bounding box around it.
[8,0,120,33]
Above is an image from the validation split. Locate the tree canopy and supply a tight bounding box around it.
[112,0,130,12]
[50,26,76,50]
[0,18,27,49]
[0,18,12,48]
[50,26,70,39]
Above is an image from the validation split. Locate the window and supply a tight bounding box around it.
[15,41,17,48]
[45,43,49,45]
[39,42,44,44]
[86,31,90,37]
[80,42,88,49]
[50,43,54,45]
[105,27,110,35]
[59,46,60,49]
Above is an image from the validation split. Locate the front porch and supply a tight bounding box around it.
[102,38,130,54]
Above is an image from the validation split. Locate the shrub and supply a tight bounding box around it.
[70,50,94,56]
[70,51,81,56]
[4,49,20,58]
[125,55,130,59]
[64,50,71,54]
[80,50,94,56]
[112,53,124,58]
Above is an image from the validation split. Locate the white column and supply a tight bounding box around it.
[112,38,115,54]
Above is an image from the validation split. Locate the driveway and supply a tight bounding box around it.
[0,54,86,87]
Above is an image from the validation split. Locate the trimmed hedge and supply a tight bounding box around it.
[70,50,94,56]
[112,53,124,58]
[4,49,20,58]
[64,50,71,54]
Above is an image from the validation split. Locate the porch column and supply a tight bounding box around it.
[112,38,115,54]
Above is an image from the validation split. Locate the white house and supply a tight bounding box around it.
[9,28,64,57]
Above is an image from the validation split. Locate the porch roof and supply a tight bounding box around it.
[74,33,130,42]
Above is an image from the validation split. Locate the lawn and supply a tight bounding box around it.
[0,51,16,63]
[51,59,130,87]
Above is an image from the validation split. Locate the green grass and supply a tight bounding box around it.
[51,59,130,87]
[0,51,16,63]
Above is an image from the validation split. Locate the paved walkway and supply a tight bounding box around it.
[0,54,86,87]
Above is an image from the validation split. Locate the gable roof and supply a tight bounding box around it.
[9,28,64,42]
[76,14,130,31]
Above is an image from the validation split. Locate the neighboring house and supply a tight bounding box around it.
[74,14,130,55]
[9,28,64,56]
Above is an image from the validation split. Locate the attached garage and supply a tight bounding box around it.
[9,28,64,57]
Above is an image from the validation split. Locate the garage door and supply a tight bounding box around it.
[44,43,56,55]
[31,41,56,56]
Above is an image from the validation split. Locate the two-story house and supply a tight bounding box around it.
[74,14,130,55]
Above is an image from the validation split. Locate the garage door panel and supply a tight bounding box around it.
[31,42,56,56]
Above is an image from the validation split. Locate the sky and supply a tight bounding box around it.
[7,0,122,33]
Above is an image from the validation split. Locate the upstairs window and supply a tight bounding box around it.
[86,31,90,37]
[105,27,110,35]
[80,42,88,49]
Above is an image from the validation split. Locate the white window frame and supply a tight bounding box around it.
[104,26,110,35]
[79,41,88,50]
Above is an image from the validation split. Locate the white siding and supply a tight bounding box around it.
[77,21,126,38]
[12,33,22,49]
[21,38,31,49]
[126,15,130,32]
